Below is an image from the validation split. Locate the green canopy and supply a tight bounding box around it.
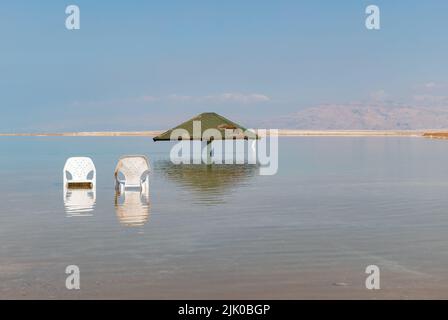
[153,112,258,141]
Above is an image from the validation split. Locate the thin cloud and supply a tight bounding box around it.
[370,89,388,101]
[412,82,448,105]
[140,95,158,102]
[415,81,447,91]
[424,82,438,89]
[413,94,448,104]
[71,93,271,108]
[203,93,271,103]
[167,93,271,104]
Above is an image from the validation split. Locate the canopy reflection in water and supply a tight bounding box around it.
[155,160,258,205]
[114,188,150,227]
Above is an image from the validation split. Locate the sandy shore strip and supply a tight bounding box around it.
[0,129,439,137]
[422,132,448,139]
[273,130,425,137]
[0,131,163,137]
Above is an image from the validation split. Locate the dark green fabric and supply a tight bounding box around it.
[153,112,258,141]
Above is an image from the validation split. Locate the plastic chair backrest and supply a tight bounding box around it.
[63,157,96,187]
[115,155,150,188]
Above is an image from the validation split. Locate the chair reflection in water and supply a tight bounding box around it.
[114,155,151,227]
[63,157,96,217]
[115,188,150,227]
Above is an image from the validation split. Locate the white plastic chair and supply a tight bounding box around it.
[114,155,150,192]
[63,157,96,189]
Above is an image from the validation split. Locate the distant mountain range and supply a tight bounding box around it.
[266,104,448,130]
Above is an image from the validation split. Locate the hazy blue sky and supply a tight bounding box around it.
[1,0,448,132]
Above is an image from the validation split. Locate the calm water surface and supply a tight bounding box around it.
[1,137,448,299]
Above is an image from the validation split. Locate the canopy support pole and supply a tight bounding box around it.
[206,140,212,165]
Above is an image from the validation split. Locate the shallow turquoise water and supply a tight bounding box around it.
[1,137,448,299]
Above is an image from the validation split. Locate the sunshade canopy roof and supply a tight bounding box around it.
[153,112,258,141]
